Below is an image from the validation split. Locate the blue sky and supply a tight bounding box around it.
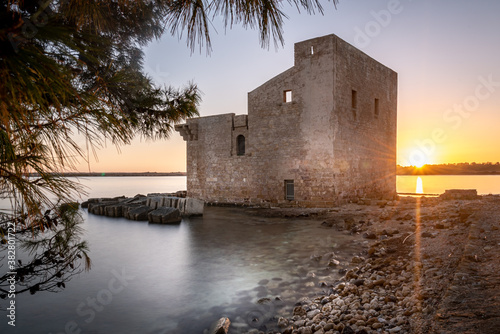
[78,0,500,172]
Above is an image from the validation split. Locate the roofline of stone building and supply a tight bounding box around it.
[299,33,397,74]
[248,33,397,95]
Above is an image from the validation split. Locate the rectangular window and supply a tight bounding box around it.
[351,90,357,119]
[285,180,294,200]
[284,90,292,103]
[374,98,379,118]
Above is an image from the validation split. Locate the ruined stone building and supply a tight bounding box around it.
[176,34,397,207]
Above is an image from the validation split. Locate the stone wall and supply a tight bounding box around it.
[176,34,397,207]
[331,36,398,201]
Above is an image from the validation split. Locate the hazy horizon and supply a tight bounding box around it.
[71,162,500,174]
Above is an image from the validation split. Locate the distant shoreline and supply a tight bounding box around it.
[29,172,187,177]
[397,172,500,176]
[397,163,500,176]
[28,170,500,177]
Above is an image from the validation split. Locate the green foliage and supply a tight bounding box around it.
[0,0,202,298]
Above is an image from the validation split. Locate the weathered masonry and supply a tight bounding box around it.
[176,34,397,207]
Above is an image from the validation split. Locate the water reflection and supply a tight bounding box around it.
[416,176,424,194]
[398,175,500,195]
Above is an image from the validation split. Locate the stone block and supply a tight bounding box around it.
[440,189,478,200]
[146,196,164,209]
[170,197,180,209]
[88,202,117,216]
[123,203,143,219]
[104,204,123,217]
[148,207,182,224]
[128,205,152,221]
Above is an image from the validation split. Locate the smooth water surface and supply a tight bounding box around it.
[397,175,500,195]
[1,176,362,334]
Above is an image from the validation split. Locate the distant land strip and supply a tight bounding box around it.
[28,172,187,177]
[397,163,500,175]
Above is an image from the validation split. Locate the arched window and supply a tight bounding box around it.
[236,135,245,156]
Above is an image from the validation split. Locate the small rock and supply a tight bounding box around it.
[302,327,313,334]
[328,259,340,267]
[258,279,269,285]
[310,254,322,262]
[321,221,334,227]
[307,309,320,319]
[389,326,402,333]
[351,256,364,264]
[257,297,271,304]
[389,279,399,286]
[342,326,355,334]
[210,317,230,334]
[363,232,377,240]
[278,317,288,328]
[294,319,306,327]
[293,306,306,316]
[385,296,398,303]
[353,279,365,287]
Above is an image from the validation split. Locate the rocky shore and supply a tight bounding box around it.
[239,194,500,334]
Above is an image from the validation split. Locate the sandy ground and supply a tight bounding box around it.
[243,195,500,334]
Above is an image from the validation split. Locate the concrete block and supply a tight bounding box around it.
[148,207,182,224]
[128,205,152,221]
[184,198,204,216]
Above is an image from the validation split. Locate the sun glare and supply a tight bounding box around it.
[408,151,430,168]
[413,161,425,168]
[416,177,424,194]
[409,155,426,168]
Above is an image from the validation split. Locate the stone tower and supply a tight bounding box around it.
[176,34,397,207]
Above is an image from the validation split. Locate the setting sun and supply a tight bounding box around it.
[411,160,425,168]
[408,151,430,168]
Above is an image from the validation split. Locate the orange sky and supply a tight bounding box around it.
[74,1,500,172]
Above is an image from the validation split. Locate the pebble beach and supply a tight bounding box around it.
[239,195,500,334]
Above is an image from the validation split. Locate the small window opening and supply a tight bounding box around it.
[285,180,294,200]
[374,98,380,118]
[351,90,358,119]
[236,135,245,156]
[284,90,292,103]
[311,46,314,55]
